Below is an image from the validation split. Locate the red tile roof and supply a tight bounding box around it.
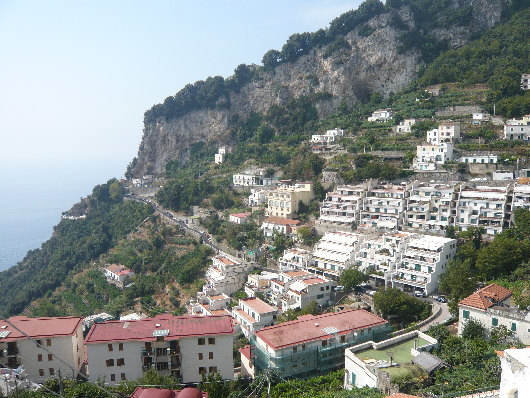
[255,309,387,349]
[284,270,310,278]
[241,297,276,314]
[302,278,327,285]
[214,256,236,266]
[130,387,207,398]
[459,284,512,310]
[85,314,234,344]
[0,316,82,342]
[230,212,251,218]
[263,217,301,226]
[239,345,251,361]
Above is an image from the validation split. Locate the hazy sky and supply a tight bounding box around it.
[0,1,363,176]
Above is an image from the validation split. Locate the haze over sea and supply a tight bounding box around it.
[0,158,128,271]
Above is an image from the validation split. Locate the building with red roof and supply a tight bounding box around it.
[130,387,207,398]
[229,212,251,225]
[250,309,392,378]
[280,276,336,312]
[85,314,234,384]
[104,264,135,288]
[458,284,530,344]
[204,254,253,296]
[231,297,278,338]
[0,316,84,383]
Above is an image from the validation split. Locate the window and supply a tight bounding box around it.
[49,368,54,375]
[198,338,205,345]
[38,354,42,362]
[121,373,126,381]
[39,369,44,376]
[208,338,216,345]
[209,366,218,374]
[110,374,115,382]
[317,294,324,299]
[302,344,306,350]
[117,358,125,366]
[108,344,113,352]
[118,343,123,351]
[340,336,346,343]
[462,310,469,319]
[293,346,297,353]
[36,340,42,345]
[198,353,203,360]
[322,340,328,347]
[48,354,53,361]
[511,322,517,332]
[46,339,51,346]
[492,318,498,326]
[106,359,115,367]
[209,352,213,359]
[199,367,206,374]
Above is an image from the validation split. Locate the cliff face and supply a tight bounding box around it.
[133,0,509,177]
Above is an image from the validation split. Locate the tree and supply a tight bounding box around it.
[373,287,431,326]
[475,235,530,280]
[439,256,477,314]
[262,49,281,69]
[490,324,514,345]
[462,318,485,340]
[340,268,368,291]
[256,123,274,143]
[271,232,293,258]
[297,226,314,246]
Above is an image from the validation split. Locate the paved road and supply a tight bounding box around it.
[420,299,451,331]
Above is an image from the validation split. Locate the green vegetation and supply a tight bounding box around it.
[373,287,431,328]
[202,213,264,251]
[340,268,369,291]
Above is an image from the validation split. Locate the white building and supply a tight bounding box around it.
[311,128,344,145]
[458,284,530,345]
[413,142,453,171]
[472,112,489,124]
[231,297,278,337]
[266,182,314,219]
[229,212,250,225]
[278,248,313,271]
[261,217,301,241]
[504,124,530,141]
[280,276,336,311]
[191,293,231,317]
[312,231,364,276]
[360,183,411,229]
[426,122,461,145]
[459,153,498,164]
[243,271,278,298]
[455,184,512,235]
[248,189,268,207]
[204,254,253,295]
[0,316,84,383]
[85,314,235,384]
[521,73,530,90]
[368,109,393,122]
[498,347,530,398]
[393,235,456,295]
[512,183,530,211]
[318,184,367,231]
[104,264,134,288]
[393,118,416,133]
[268,270,314,305]
[404,182,457,232]
[493,171,514,181]
[233,170,276,187]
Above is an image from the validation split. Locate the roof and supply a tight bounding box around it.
[105,264,131,274]
[283,270,310,278]
[213,256,236,266]
[263,217,301,226]
[302,278,327,285]
[239,345,251,361]
[411,352,448,373]
[241,297,277,314]
[459,284,512,310]
[85,314,234,344]
[255,309,387,349]
[230,212,251,218]
[130,387,207,398]
[0,316,82,342]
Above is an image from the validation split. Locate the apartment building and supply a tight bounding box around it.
[261,217,301,241]
[512,183,530,211]
[190,293,230,317]
[318,184,367,231]
[413,142,453,171]
[85,314,234,384]
[368,109,393,122]
[426,122,461,145]
[243,271,278,298]
[312,231,364,277]
[357,232,416,285]
[250,309,392,378]
[404,182,457,232]
[454,184,512,236]
[360,182,411,229]
[231,297,278,337]
[504,123,530,141]
[0,316,84,383]
[280,277,336,311]
[269,270,314,305]
[266,182,314,219]
[278,248,313,271]
[248,189,267,207]
[458,284,530,344]
[233,170,276,186]
[392,235,456,295]
[203,254,252,295]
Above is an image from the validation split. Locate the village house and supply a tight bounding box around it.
[279,276,336,312]
[249,309,392,378]
[413,142,453,171]
[260,217,301,241]
[278,247,313,271]
[368,109,394,122]
[0,316,84,383]
[426,122,461,145]
[393,118,416,134]
[248,189,268,207]
[310,128,344,146]
[231,297,278,337]
[458,153,498,164]
[265,181,314,219]
[504,123,530,140]
[104,264,135,288]
[268,269,315,305]
[190,293,231,317]
[512,183,530,212]
[85,314,234,384]
[229,212,250,225]
[233,169,276,187]
[458,284,530,345]
[521,73,530,90]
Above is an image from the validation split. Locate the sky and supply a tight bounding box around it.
[0,0,364,178]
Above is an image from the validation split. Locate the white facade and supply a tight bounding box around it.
[504,124,530,140]
[279,248,313,271]
[233,170,276,187]
[229,212,250,224]
[261,217,300,241]
[455,184,512,236]
[312,231,363,276]
[512,184,530,211]
[472,112,489,123]
[280,277,336,311]
[248,189,268,207]
[243,271,278,298]
[214,153,225,164]
[85,315,234,384]
[311,129,344,145]
[392,235,456,295]
[493,171,515,181]
[459,153,498,164]
[268,270,314,305]
[521,74,530,90]
[0,317,84,383]
[413,143,453,171]
[231,297,278,337]
[498,348,530,398]
[368,109,393,122]
[394,118,416,133]
[426,123,461,145]
[104,264,134,288]
[318,184,367,229]
[360,183,411,229]
[204,254,253,295]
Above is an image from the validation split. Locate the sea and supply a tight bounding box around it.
[0,158,129,271]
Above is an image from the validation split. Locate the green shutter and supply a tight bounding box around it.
[492,318,498,326]
[511,322,516,332]
[463,310,469,319]
[351,372,356,384]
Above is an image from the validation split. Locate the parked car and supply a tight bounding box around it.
[414,291,426,298]
[435,296,447,303]
[333,285,345,292]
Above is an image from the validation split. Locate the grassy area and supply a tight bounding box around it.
[357,337,430,364]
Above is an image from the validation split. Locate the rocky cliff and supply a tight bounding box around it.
[132,0,510,177]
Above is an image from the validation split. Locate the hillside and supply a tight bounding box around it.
[130,0,514,177]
